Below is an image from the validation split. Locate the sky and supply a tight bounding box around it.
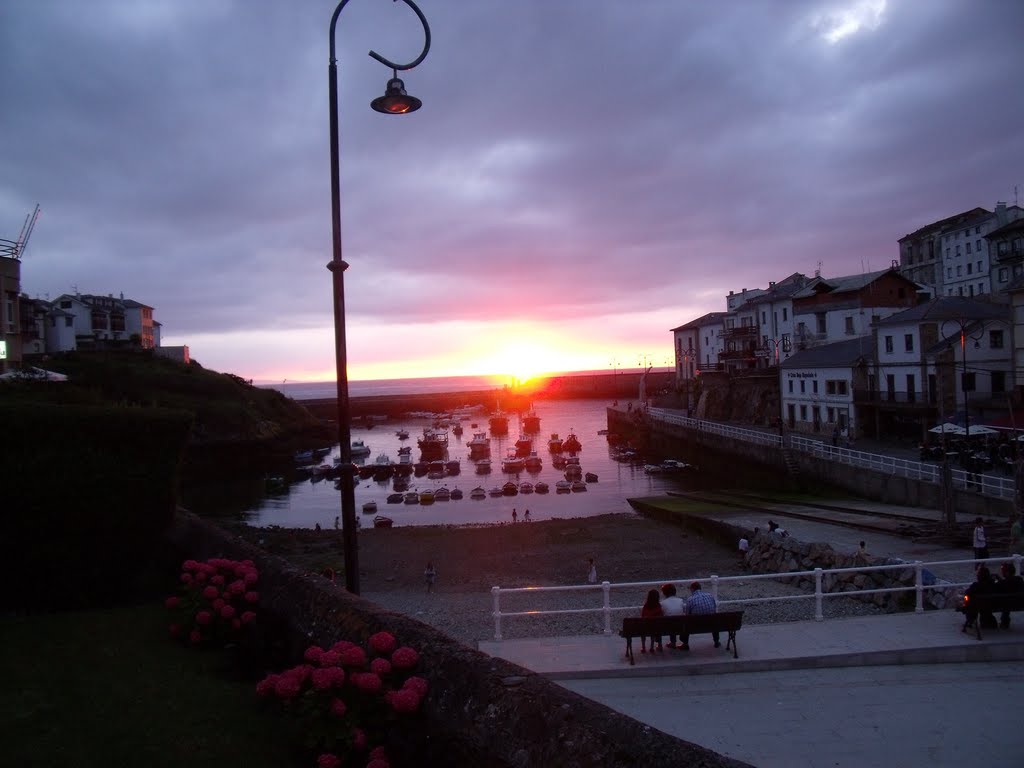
[2,0,1023,385]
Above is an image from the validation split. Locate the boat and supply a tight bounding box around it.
[522,410,541,433]
[452,423,463,436]
[450,488,463,500]
[265,475,286,494]
[548,433,563,453]
[362,501,378,514]
[419,490,435,505]
[373,516,394,528]
[534,481,550,494]
[552,453,568,469]
[514,434,533,456]
[519,481,534,494]
[372,454,393,481]
[294,449,314,463]
[475,458,492,474]
[585,472,599,483]
[358,465,376,480]
[386,492,404,504]
[571,480,587,492]
[433,487,451,502]
[489,411,509,436]
[467,431,491,456]
[488,486,504,497]
[417,428,449,459]
[393,476,410,492]
[404,491,420,505]
[445,459,461,475]
[554,479,572,493]
[350,440,371,458]
[563,431,582,452]
[501,481,519,496]
[397,445,412,455]
[470,487,487,500]
[395,428,410,440]
[524,451,543,471]
[564,464,583,480]
[501,451,525,473]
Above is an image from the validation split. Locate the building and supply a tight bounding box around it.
[46,292,157,353]
[897,207,988,295]
[0,255,21,373]
[779,337,874,436]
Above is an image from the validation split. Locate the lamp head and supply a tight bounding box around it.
[371,75,422,114]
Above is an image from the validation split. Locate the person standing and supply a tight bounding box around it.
[659,583,685,648]
[524,509,531,522]
[587,558,598,584]
[424,561,437,593]
[681,581,719,650]
[737,536,749,562]
[512,508,518,523]
[973,517,989,561]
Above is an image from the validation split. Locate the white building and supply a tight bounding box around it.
[779,337,874,436]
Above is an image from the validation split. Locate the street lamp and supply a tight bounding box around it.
[940,318,987,442]
[328,0,430,594]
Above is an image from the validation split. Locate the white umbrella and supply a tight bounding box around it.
[965,425,998,437]
[929,423,966,435]
[0,367,68,382]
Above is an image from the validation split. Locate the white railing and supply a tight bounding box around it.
[488,555,1023,640]
[645,408,1016,500]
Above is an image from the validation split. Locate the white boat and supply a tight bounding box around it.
[350,440,371,458]
[501,451,526,473]
[555,479,572,493]
[470,487,487,499]
[519,481,534,494]
[467,432,491,455]
[475,459,492,474]
[404,491,420,505]
[488,486,504,497]
[417,428,449,458]
[534,481,550,494]
[524,451,543,470]
[433,487,451,501]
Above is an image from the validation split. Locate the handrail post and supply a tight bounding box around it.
[814,568,823,621]
[710,574,719,602]
[914,562,924,613]
[1014,554,1022,579]
[602,581,612,635]
[491,586,503,641]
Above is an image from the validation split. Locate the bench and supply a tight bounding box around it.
[620,612,744,665]
[962,591,1024,640]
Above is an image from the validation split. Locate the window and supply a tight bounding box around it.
[946,248,951,258]
[977,261,982,272]
[947,267,953,279]
[782,308,788,321]
[800,380,806,394]
[967,263,973,275]
[827,407,835,423]
[975,226,981,234]
[904,334,913,352]
[956,245,961,257]
[956,266,962,277]
[60,300,71,309]
[906,374,916,402]
[800,405,808,421]
[990,330,1004,349]
[825,379,849,396]
[782,334,791,352]
[65,317,72,327]
[884,335,894,353]
[845,316,854,335]
[812,380,818,394]
[999,268,1008,283]
[969,285,974,297]
[788,380,794,393]
[976,239,982,251]
[993,371,1006,393]
[815,313,826,333]
[967,241,972,255]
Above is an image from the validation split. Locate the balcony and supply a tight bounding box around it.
[854,389,935,407]
[719,326,759,340]
[994,244,1024,265]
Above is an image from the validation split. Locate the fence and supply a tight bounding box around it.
[645,408,1017,500]
[488,555,1023,640]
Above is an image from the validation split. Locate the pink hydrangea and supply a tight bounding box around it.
[369,657,392,676]
[390,646,419,669]
[243,570,259,585]
[352,672,383,694]
[189,628,202,645]
[331,640,358,654]
[325,667,345,687]
[403,676,429,697]
[330,697,347,718]
[316,754,341,768]
[241,611,257,625]
[195,610,212,626]
[352,728,367,750]
[256,675,277,697]
[210,574,225,586]
[164,596,180,609]
[180,572,193,584]
[366,760,390,768]
[311,667,335,691]
[212,598,226,611]
[274,675,302,700]
[340,646,367,668]
[386,688,421,713]
[304,646,325,664]
[228,579,246,595]
[182,559,199,572]
[220,604,236,620]
[244,590,259,603]
[318,649,341,667]
[368,631,397,655]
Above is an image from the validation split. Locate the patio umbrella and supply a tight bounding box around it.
[929,423,966,435]
[965,425,998,437]
[0,367,68,382]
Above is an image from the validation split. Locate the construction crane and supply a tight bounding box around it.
[0,204,41,260]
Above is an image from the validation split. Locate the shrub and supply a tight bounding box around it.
[165,557,259,647]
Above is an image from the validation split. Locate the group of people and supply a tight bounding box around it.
[963,560,1023,630]
[511,508,531,523]
[637,581,719,653]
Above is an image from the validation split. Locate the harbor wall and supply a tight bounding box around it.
[608,409,1014,518]
[165,512,748,768]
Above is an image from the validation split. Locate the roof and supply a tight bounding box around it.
[985,216,1024,239]
[790,268,907,299]
[873,297,1009,327]
[780,337,876,369]
[670,312,727,332]
[898,207,990,242]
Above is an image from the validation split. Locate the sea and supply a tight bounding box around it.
[193,374,711,530]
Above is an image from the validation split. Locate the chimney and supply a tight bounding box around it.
[996,201,1008,226]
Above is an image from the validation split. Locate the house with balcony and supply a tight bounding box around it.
[859,297,1012,440]
[779,336,874,437]
[46,293,157,353]
[897,207,988,297]
[791,268,920,353]
[671,312,726,385]
[741,272,811,369]
[987,207,1024,293]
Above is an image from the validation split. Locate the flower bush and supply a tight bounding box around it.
[165,558,259,647]
[257,631,428,768]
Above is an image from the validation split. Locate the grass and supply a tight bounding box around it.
[0,603,297,768]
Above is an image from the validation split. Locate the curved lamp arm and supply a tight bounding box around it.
[330,0,431,69]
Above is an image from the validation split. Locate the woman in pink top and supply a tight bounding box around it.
[640,589,664,653]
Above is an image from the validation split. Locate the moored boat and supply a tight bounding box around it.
[501,481,518,496]
[350,440,371,458]
[514,434,532,456]
[470,486,487,499]
[534,481,550,494]
[562,430,582,452]
[488,486,503,497]
[548,433,563,453]
[373,515,394,528]
[519,481,534,494]
[488,411,509,436]
[404,491,420,505]
[571,480,587,492]
[475,458,492,474]
[585,472,599,483]
[467,431,491,456]
[450,487,463,500]
[501,451,525,473]
[524,451,543,471]
[433,487,451,502]
[419,490,435,505]
[522,410,541,433]
[362,501,378,514]
[395,428,410,440]
[417,428,449,459]
[386,492,404,504]
[554,479,572,493]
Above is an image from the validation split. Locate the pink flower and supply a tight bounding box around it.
[403,676,429,697]
[319,649,341,667]
[212,598,225,611]
[243,570,259,585]
[244,591,259,603]
[194,571,208,584]
[241,610,257,625]
[311,668,335,691]
[330,697,347,718]
[340,646,367,668]
[386,688,421,713]
[220,604,236,620]
[256,675,277,697]
[326,667,346,687]
[316,754,341,768]
[331,640,358,654]
[189,628,202,645]
[164,596,180,609]
[352,728,367,750]
[182,559,199,572]
[210,574,225,586]
[274,675,302,699]
[304,646,324,664]
[366,760,390,768]
[369,658,392,676]
[390,647,419,670]
[180,572,193,584]
[368,631,397,655]
[195,610,212,626]
[352,672,382,694]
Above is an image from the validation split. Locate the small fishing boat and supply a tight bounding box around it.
[468,431,491,454]
[386,492,404,504]
[554,479,572,493]
[475,458,492,474]
[433,487,451,502]
[585,472,599,483]
[571,480,587,492]
[488,486,504,497]
[514,434,533,456]
[419,490,435,505]
[524,451,543,471]
[373,515,394,528]
[450,488,463,500]
[294,449,314,463]
[501,450,525,473]
[445,459,461,475]
[501,481,518,496]
[362,501,378,514]
[489,411,509,435]
[417,428,449,459]
[522,410,541,433]
[452,423,463,436]
[404,491,420,505]
[534,481,550,494]
[350,440,371,458]
[470,486,487,499]
[519,481,534,494]
[562,431,582,452]
[395,429,410,440]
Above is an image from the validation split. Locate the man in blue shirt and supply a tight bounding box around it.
[681,581,719,650]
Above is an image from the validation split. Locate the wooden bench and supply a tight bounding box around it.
[620,612,744,665]
[962,591,1024,640]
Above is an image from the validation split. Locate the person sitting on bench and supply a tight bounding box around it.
[681,581,719,650]
[639,589,664,653]
[964,566,998,630]
[659,583,685,648]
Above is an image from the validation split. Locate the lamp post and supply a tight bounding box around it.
[328,0,430,594]
[941,317,986,442]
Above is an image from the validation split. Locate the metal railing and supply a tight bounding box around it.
[645,408,1016,500]
[488,555,1023,640]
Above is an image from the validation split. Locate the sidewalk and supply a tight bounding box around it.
[478,610,1024,679]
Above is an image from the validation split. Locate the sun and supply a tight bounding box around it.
[488,341,559,384]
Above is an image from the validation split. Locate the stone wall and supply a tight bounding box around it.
[165,512,751,768]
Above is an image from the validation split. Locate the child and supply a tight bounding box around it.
[424,561,437,593]
[640,589,664,653]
